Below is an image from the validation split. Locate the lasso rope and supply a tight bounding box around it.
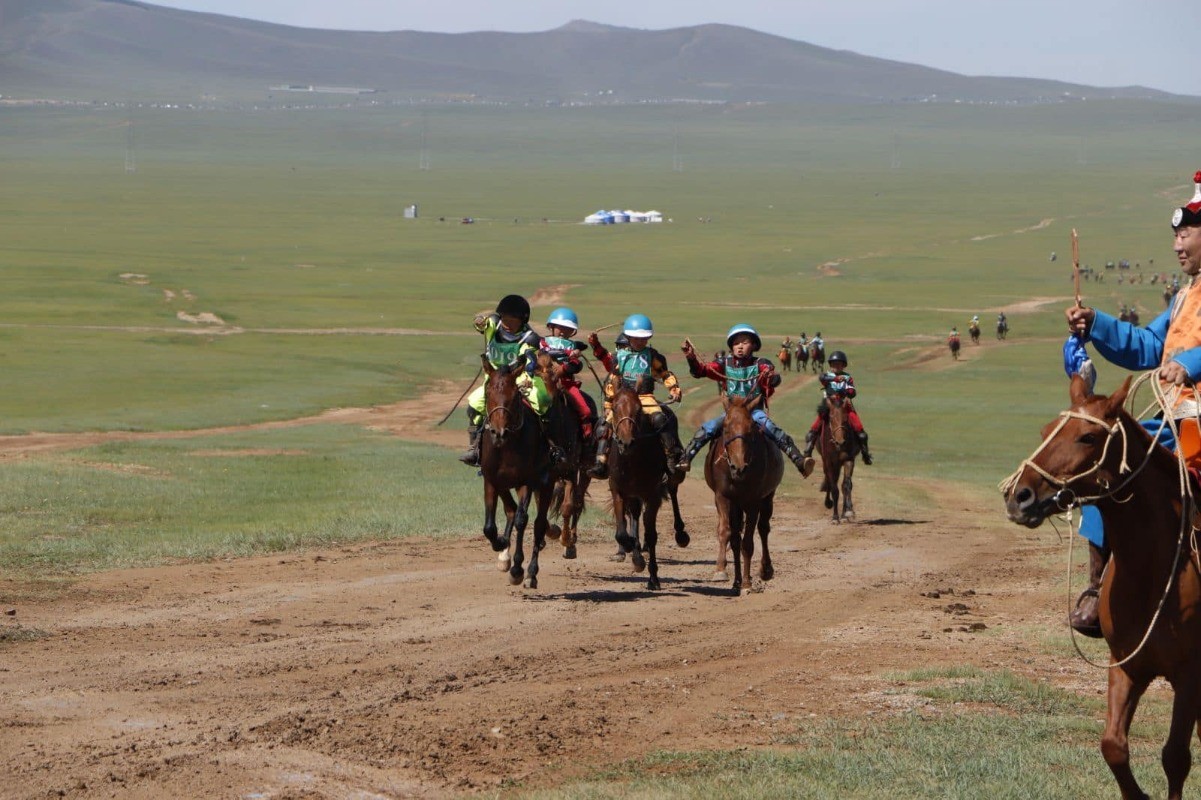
[1000,370,1200,669]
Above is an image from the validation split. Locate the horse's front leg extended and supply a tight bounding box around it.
[523,481,552,590]
[669,480,689,548]
[758,494,774,581]
[496,489,517,570]
[611,490,633,565]
[841,463,855,521]
[1163,677,1199,800]
[482,481,505,552]
[729,504,745,593]
[627,498,646,573]
[507,485,532,586]
[1102,668,1150,800]
[713,495,732,581]
[644,499,661,590]
[559,476,578,559]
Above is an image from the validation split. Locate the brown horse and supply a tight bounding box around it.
[532,352,594,560]
[606,385,689,590]
[795,343,808,370]
[949,334,961,360]
[819,396,859,523]
[969,322,981,345]
[778,345,792,372]
[1004,375,1201,800]
[809,341,825,374]
[704,395,784,594]
[477,357,554,588]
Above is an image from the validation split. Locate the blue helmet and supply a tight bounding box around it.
[546,307,579,332]
[623,314,654,338]
[725,323,761,352]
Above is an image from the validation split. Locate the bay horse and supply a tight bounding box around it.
[778,345,792,372]
[1004,374,1201,800]
[704,395,784,594]
[795,342,808,371]
[819,395,859,523]
[949,334,961,360]
[808,341,825,374]
[969,322,981,345]
[606,385,689,590]
[996,317,1009,340]
[477,357,554,588]
[531,352,594,561]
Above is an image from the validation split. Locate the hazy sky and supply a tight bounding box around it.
[148,1,1198,96]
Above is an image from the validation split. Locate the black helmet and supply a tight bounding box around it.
[828,350,848,365]
[495,294,530,323]
[615,333,630,349]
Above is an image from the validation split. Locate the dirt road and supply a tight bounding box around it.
[0,391,1081,799]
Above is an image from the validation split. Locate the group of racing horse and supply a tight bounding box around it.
[467,307,865,595]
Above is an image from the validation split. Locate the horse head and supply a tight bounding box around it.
[1004,374,1133,527]
[611,385,644,456]
[721,395,759,480]
[826,395,850,446]
[531,351,563,399]
[482,360,525,448]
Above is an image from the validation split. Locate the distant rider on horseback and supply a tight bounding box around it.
[676,324,812,476]
[460,294,549,466]
[587,314,686,479]
[537,307,596,441]
[800,350,873,473]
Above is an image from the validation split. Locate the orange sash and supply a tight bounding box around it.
[1162,283,1201,408]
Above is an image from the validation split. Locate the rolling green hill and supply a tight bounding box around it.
[0,0,1186,104]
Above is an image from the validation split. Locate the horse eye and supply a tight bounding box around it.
[1077,433,1097,445]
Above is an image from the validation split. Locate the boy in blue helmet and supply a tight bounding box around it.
[459,294,548,466]
[587,313,685,479]
[538,307,595,440]
[677,324,812,476]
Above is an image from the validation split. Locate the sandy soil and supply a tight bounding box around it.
[0,380,1096,799]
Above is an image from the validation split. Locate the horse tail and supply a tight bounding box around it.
[549,480,565,520]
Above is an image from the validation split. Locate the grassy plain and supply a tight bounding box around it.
[2,97,1200,796]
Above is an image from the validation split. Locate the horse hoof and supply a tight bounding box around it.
[647,578,661,591]
[523,577,538,590]
[497,552,511,571]
[824,498,834,509]
[631,551,646,573]
[547,524,562,541]
[608,551,627,562]
[761,566,774,582]
[509,567,523,585]
[675,531,690,548]
[564,545,577,560]
[830,518,841,525]
[490,536,510,553]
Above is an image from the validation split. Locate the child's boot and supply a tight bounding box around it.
[676,429,712,473]
[589,423,610,478]
[459,416,483,466]
[857,431,873,465]
[800,430,818,476]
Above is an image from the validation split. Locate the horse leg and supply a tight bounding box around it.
[826,466,840,523]
[758,494,774,582]
[497,489,518,570]
[563,474,586,560]
[713,495,732,581]
[523,482,552,590]
[1164,677,1200,800]
[1102,669,1151,800]
[628,498,646,573]
[729,504,745,593]
[644,498,661,590]
[507,486,532,586]
[557,476,575,558]
[740,504,759,594]
[482,480,506,553]
[669,481,689,548]
[842,461,855,521]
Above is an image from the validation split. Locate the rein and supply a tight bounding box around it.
[1000,370,1200,669]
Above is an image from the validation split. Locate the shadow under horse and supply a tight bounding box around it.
[1004,375,1201,800]
[606,385,689,590]
[533,352,594,561]
[819,395,859,523]
[704,395,784,594]
[477,357,553,589]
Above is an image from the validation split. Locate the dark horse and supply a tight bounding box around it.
[819,395,859,523]
[478,357,553,588]
[606,385,689,590]
[808,341,825,374]
[996,317,1010,340]
[949,334,961,360]
[533,352,594,560]
[1005,375,1201,800]
[969,321,981,345]
[777,345,792,372]
[704,395,784,594]
[795,342,808,370]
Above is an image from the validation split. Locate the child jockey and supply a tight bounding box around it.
[676,324,812,476]
[949,326,960,343]
[459,294,549,466]
[538,307,595,440]
[799,350,873,472]
[587,314,685,479]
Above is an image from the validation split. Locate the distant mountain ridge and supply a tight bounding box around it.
[0,0,1184,104]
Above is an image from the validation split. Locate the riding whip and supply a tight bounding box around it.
[580,356,610,394]
[1071,228,1082,308]
[435,362,484,426]
[591,321,622,335]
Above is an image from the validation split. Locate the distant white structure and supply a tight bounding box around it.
[403,204,418,219]
[583,209,663,225]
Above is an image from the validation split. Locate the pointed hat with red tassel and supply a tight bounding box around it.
[1172,170,1201,229]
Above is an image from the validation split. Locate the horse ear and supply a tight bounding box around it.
[481,353,494,376]
[1068,373,1090,406]
[1105,375,1133,417]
